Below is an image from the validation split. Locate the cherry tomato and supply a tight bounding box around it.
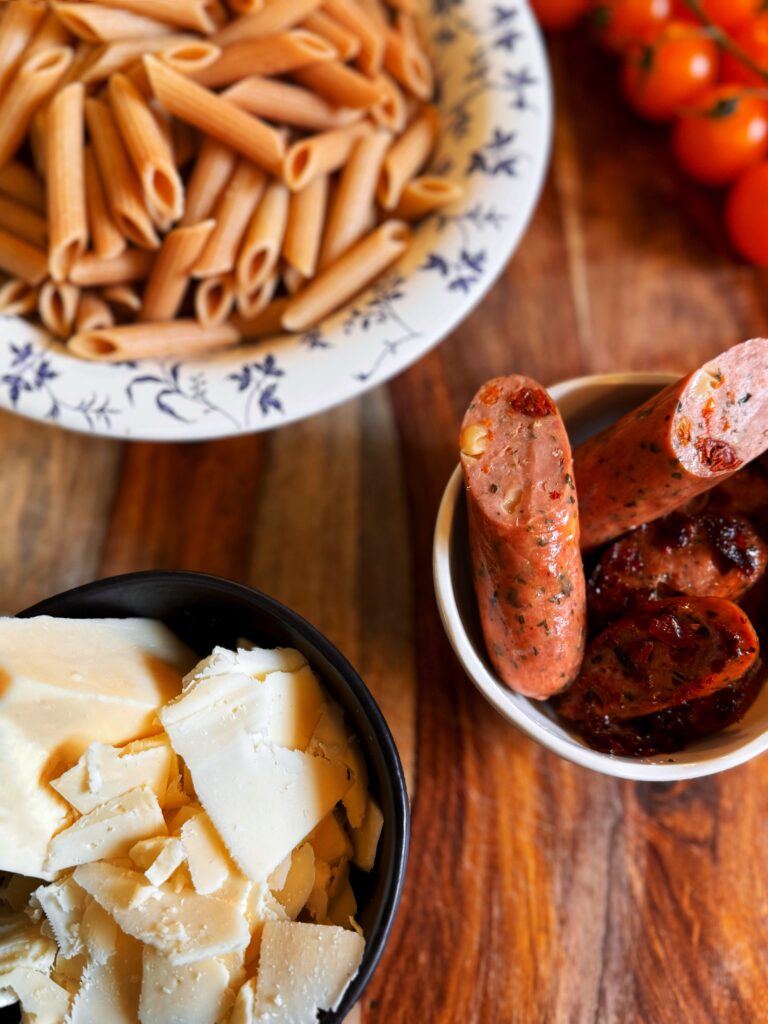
[593,0,672,51]
[672,86,768,185]
[672,0,762,31]
[530,0,592,29]
[721,15,768,88]
[725,161,768,265]
[622,21,718,121]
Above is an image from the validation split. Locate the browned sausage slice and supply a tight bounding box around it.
[575,338,768,551]
[460,376,587,699]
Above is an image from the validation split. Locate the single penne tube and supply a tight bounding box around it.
[193,158,266,278]
[171,120,197,169]
[181,137,237,226]
[82,35,200,83]
[319,127,390,268]
[142,219,215,321]
[281,263,304,294]
[68,320,241,362]
[231,295,289,339]
[214,0,322,45]
[108,72,184,224]
[282,174,328,278]
[76,0,222,34]
[0,195,48,248]
[0,278,40,317]
[48,82,88,281]
[195,272,236,325]
[0,227,48,285]
[158,38,222,75]
[70,248,154,287]
[84,146,126,260]
[76,291,114,332]
[85,97,159,250]
[24,9,72,60]
[39,280,80,337]
[392,175,463,220]
[59,42,98,88]
[29,107,48,178]
[123,58,154,100]
[51,3,173,44]
[383,22,433,101]
[284,121,371,191]
[224,76,361,131]
[0,162,46,213]
[143,55,285,175]
[226,0,266,14]
[292,61,384,109]
[194,30,336,88]
[378,103,439,209]
[0,1,48,98]
[101,283,141,313]
[322,0,384,75]
[0,46,73,169]
[302,11,360,61]
[282,219,410,331]
[237,180,290,293]
[237,266,279,319]
[371,72,407,133]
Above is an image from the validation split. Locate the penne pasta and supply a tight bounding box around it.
[231,295,289,339]
[383,18,433,101]
[47,82,88,281]
[77,0,223,35]
[323,0,385,75]
[84,145,126,260]
[68,320,241,361]
[378,103,439,209]
[76,291,115,333]
[85,97,159,250]
[142,220,216,321]
[0,227,48,285]
[39,280,80,337]
[319,127,390,268]
[282,263,304,295]
[214,0,322,45]
[370,71,407,133]
[225,76,361,132]
[226,0,266,14]
[0,162,46,213]
[237,266,279,319]
[0,1,48,99]
[29,106,48,178]
[302,11,361,61]
[0,46,73,169]
[70,248,154,287]
[292,60,384,109]
[195,272,236,325]
[101,283,141,314]
[81,34,200,83]
[283,174,329,278]
[51,4,173,44]
[0,278,40,317]
[282,219,410,331]
[284,121,371,190]
[159,38,222,75]
[108,72,184,224]
[194,30,336,88]
[181,137,237,227]
[0,195,48,248]
[23,9,72,63]
[392,175,463,220]
[237,180,290,293]
[193,158,266,278]
[143,55,285,175]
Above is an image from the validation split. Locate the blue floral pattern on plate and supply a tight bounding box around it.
[0,0,552,440]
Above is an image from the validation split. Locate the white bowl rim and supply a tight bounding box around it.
[433,371,768,782]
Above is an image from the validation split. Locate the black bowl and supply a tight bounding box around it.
[4,570,409,1023]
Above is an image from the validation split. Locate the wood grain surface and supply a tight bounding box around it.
[2,31,768,1024]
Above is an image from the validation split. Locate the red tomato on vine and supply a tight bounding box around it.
[726,162,768,265]
[720,15,768,88]
[530,0,592,29]
[672,0,763,32]
[673,86,768,185]
[622,21,718,120]
[593,0,672,51]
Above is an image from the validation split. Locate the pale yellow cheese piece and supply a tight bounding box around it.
[138,947,232,1024]
[304,862,332,923]
[0,967,70,1023]
[325,862,357,931]
[50,738,173,815]
[0,616,194,879]
[340,742,369,829]
[262,667,325,750]
[182,647,306,690]
[273,844,315,921]
[180,814,232,895]
[307,812,353,865]
[0,914,56,975]
[350,796,384,873]
[307,702,349,762]
[80,898,118,964]
[45,788,167,873]
[73,862,249,965]
[143,839,186,887]
[33,876,88,958]
[67,929,142,1024]
[162,671,271,746]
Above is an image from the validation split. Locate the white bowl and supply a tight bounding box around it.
[0,2,552,440]
[434,372,768,781]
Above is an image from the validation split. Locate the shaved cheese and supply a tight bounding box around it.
[45,788,167,873]
[167,803,204,834]
[350,796,384,873]
[67,930,142,1024]
[33,876,88,958]
[180,815,232,895]
[143,839,186,887]
[80,899,118,964]
[163,672,270,745]
[139,948,232,1024]
[262,666,325,750]
[325,863,357,931]
[0,915,56,975]
[0,967,70,1023]
[273,844,315,921]
[74,862,249,965]
[307,812,353,865]
[50,739,173,815]
[340,742,369,829]
[304,861,332,923]
[182,647,306,689]
[307,702,349,762]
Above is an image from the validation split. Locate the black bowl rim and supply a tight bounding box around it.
[19,569,410,1020]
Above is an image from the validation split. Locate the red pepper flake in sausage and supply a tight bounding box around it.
[509,386,556,418]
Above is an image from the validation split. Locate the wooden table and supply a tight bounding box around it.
[3,30,768,1024]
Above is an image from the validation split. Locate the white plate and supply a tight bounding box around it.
[0,2,552,440]
[434,373,768,781]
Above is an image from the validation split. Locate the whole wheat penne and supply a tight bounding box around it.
[78,0,222,34]
[231,295,289,339]
[393,175,463,220]
[39,281,80,337]
[225,76,360,131]
[237,180,290,293]
[0,46,73,169]
[383,21,433,101]
[194,158,266,278]
[371,72,406,132]
[0,196,47,248]
[0,1,48,98]
[214,0,322,45]
[144,55,285,175]
[159,38,222,75]
[0,278,40,317]
[226,0,265,14]
[181,138,237,227]
[0,162,46,213]
[283,174,328,278]
[195,272,236,325]
[68,320,240,361]
[48,82,88,281]
[284,121,371,190]
[84,146,126,260]
[76,291,114,332]
[319,127,390,268]
[52,3,173,44]
[322,0,384,75]
[142,219,215,321]
[0,227,48,285]
[237,266,279,319]
[101,283,141,313]
[302,11,360,61]
[108,72,184,224]
[282,220,410,331]
[378,104,439,209]
[293,61,383,109]
[194,30,336,89]
[70,248,154,287]
[85,97,159,250]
